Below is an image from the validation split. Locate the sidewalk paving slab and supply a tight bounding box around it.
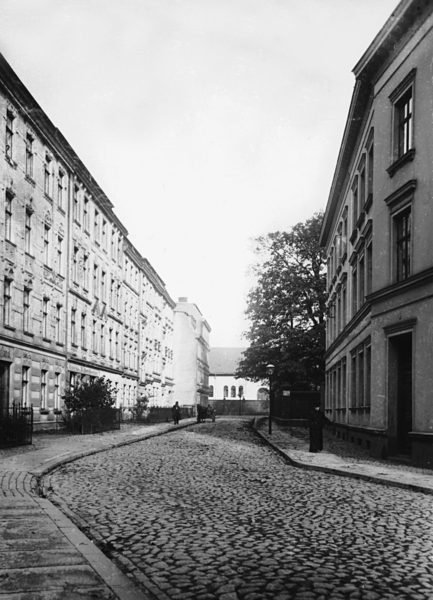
[0,419,198,600]
[254,417,433,495]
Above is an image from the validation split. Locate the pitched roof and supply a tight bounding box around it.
[209,348,247,375]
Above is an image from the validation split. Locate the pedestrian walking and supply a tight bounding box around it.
[308,402,329,453]
[172,401,181,425]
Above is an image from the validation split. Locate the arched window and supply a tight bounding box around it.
[231,385,236,398]
[223,386,228,398]
[257,387,269,401]
[238,385,244,398]
[209,385,214,398]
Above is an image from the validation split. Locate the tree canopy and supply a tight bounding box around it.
[236,211,326,390]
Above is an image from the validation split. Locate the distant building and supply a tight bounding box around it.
[320,0,433,467]
[208,347,268,401]
[173,298,211,407]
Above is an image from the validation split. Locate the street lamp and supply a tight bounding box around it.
[266,364,275,435]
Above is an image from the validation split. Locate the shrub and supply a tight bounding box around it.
[131,395,149,421]
[63,377,116,412]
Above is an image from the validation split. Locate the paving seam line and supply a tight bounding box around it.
[252,425,433,496]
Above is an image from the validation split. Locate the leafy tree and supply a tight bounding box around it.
[131,395,149,421]
[63,377,116,412]
[237,212,326,390]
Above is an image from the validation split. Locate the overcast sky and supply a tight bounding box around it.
[1,0,400,346]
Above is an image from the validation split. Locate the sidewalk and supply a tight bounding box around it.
[254,417,433,495]
[0,418,197,600]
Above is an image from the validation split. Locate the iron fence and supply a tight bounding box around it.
[0,402,33,448]
[63,408,121,434]
[123,405,195,424]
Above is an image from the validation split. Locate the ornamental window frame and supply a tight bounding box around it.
[25,132,34,178]
[387,69,416,177]
[3,277,12,327]
[5,189,14,242]
[44,152,53,198]
[5,109,15,159]
[384,180,416,283]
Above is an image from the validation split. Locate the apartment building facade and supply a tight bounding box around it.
[0,53,176,426]
[173,298,211,407]
[320,0,433,467]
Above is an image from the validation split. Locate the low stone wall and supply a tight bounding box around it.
[207,399,268,416]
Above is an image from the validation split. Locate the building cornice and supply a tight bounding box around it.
[367,267,433,305]
[325,302,371,359]
[320,0,433,249]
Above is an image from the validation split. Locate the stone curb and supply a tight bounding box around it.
[253,422,433,496]
[32,496,153,600]
[3,419,198,600]
[31,419,198,488]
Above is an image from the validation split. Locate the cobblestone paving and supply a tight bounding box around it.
[46,419,433,600]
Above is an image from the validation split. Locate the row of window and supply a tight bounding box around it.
[5,190,64,271]
[21,366,61,410]
[6,110,67,207]
[3,280,64,342]
[208,385,244,398]
[327,72,417,340]
[2,277,173,377]
[208,386,269,400]
[5,112,124,265]
[325,337,372,417]
[73,191,123,263]
[327,237,373,345]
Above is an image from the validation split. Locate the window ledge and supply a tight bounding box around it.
[24,331,34,337]
[42,338,51,343]
[25,174,36,187]
[5,155,17,169]
[3,324,15,331]
[44,193,53,204]
[349,229,358,245]
[386,148,415,178]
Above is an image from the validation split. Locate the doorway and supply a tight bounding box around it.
[0,361,10,411]
[389,332,413,455]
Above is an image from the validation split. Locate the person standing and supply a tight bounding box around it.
[308,402,329,453]
[172,401,181,425]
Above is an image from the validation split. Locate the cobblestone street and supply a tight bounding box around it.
[45,419,433,600]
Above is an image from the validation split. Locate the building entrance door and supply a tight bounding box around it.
[396,333,412,455]
[0,361,10,411]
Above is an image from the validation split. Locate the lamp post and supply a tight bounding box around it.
[266,363,275,435]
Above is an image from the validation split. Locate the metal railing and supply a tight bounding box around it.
[63,408,121,434]
[122,405,195,424]
[0,402,33,448]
